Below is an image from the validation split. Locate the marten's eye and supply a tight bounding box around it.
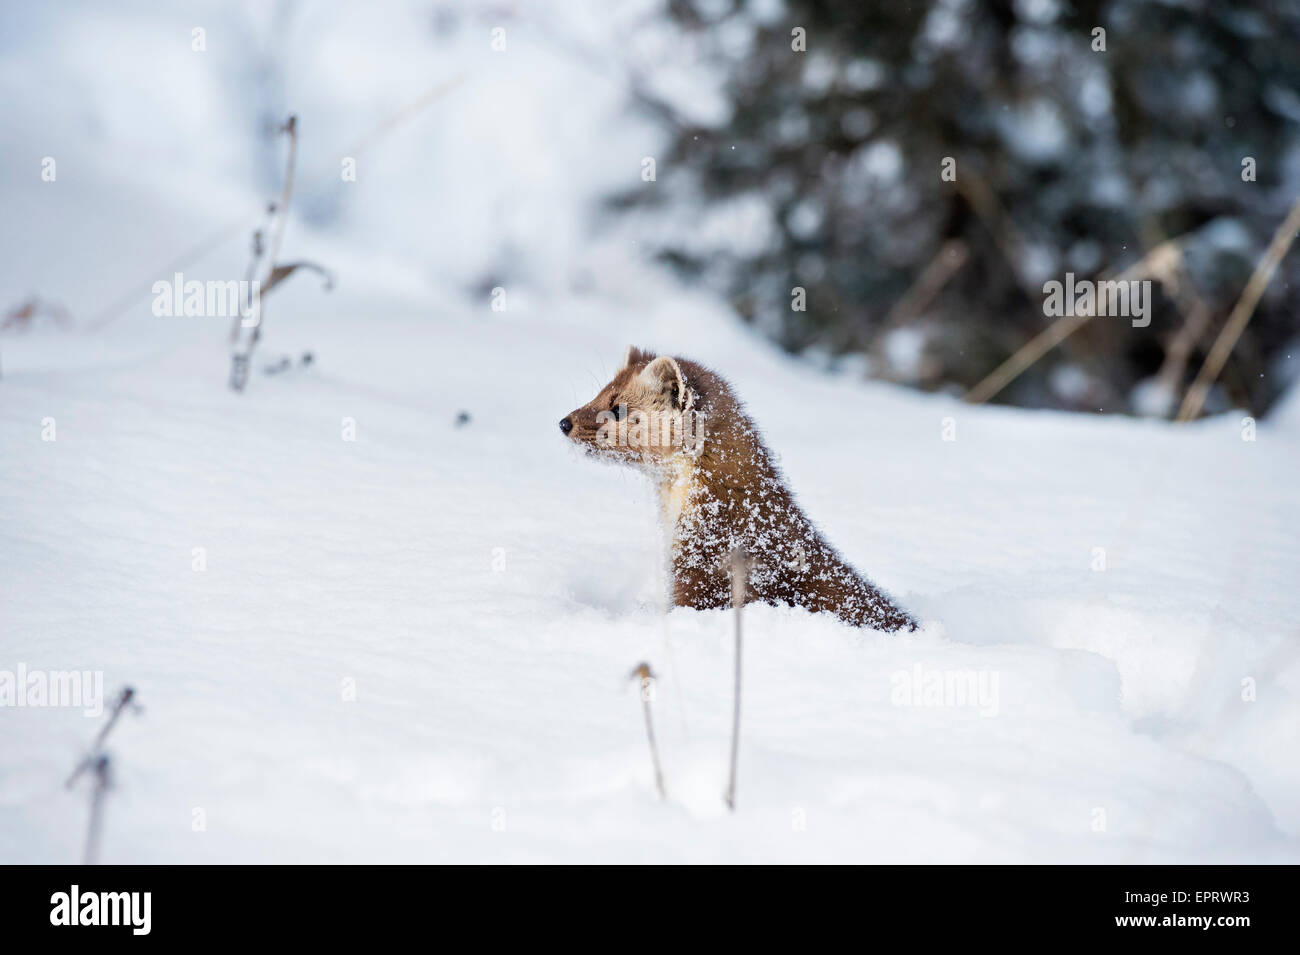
[610,401,624,421]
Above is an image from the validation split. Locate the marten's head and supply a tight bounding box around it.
[560,346,703,466]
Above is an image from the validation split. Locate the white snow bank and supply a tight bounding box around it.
[1,276,1297,862]
[1,0,1297,864]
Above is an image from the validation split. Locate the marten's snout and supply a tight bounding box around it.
[558,417,573,435]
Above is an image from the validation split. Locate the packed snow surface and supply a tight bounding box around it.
[1,0,1298,864]
[2,283,1298,863]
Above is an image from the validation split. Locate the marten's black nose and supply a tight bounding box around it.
[559,417,573,435]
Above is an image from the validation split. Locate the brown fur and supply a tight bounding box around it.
[561,347,916,632]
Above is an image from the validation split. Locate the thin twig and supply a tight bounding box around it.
[232,208,274,343]
[963,240,1183,405]
[260,116,298,290]
[66,687,139,789]
[954,175,1038,301]
[230,116,299,391]
[1176,197,1300,421]
[85,217,250,334]
[882,239,969,330]
[86,75,466,336]
[342,75,466,159]
[962,313,1091,405]
[82,754,112,865]
[1153,299,1214,416]
[724,548,749,811]
[629,662,667,800]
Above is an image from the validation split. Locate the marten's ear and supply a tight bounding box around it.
[640,355,687,409]
[622,345,654,369]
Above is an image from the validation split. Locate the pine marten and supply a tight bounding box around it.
[560,346,916,631]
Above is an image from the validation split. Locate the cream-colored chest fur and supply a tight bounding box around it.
[657,455,699,541]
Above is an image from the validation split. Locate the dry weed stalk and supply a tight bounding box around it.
[229,115,333,392]
[1177,197,1300,421]
[66,686,139,866]
[724,547,750,811]
[629,662,667,800]
[66,686,140,788]
[964,197,1300,414]
[84,77,464,337]
[963,239,1183,405]
[80,754,112,865]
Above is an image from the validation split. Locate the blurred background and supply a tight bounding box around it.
[622,0,1300,417]
[2,0,1298,415]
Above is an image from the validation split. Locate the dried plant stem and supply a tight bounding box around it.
[261,117,298,286]
[231,117,299,390]
[84,217,249,334]
[1176,197,1300,422]
[343,75,465,158]
[86,76,465,337]
[871,239,969,380]
[82,754,111,865]
[955,175,1037,300]
[630,663,667,800]
[963,241,1181,405]
[882,239,969,330]
[643,699,666,800]
[63,687,139,865]
[1153,299,1213,414]
[231,203,275,344]
[66,686,139,789]
[724,548,749,812]
[964,312,1091,406]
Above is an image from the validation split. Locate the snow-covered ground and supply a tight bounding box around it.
[2,0,1299,864]
[3,276,1299,863]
